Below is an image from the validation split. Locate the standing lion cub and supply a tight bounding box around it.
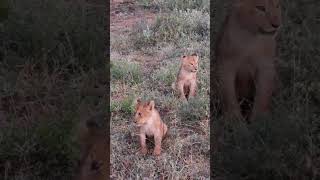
[215,0,282,121]
[172,53,199,101]
[134,98,168,156]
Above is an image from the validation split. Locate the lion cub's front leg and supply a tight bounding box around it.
[153,134,162,156]
[189,80,197,99]
[177,81,187,101]
[219,62,242,119]
[250,64,276,121]
[139,133,148,155]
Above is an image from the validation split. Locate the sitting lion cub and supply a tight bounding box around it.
[172,53,199,101]
[134,98,168,156]
[215,0,282,121]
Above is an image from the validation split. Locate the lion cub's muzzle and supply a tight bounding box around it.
[259,27,278,35]
[133,118,145,126]
[191,68,198,72]
[260,20,281,35]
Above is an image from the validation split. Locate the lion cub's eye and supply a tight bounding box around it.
[256,5,266,12]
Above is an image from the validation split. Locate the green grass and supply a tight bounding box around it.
[152,61,179,86]
[111,60,142,85]
[178,97,209,125]
[130,8,209,49]
[137,0,209,13]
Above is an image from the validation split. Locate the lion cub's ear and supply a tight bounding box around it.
[148,100,155,111]
[134,98,141,110]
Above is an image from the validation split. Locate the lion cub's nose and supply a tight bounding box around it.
[271,23,279,29]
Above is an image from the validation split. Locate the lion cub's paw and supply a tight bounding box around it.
[153,148,161,156]
[140,148,148,155]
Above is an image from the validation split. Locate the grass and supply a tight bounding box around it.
[111,0,210,179]
[0,0,106,179]
[212,0,320,179]
[111,60,142,84]
[130,8,209,50]
[137,0,209,13]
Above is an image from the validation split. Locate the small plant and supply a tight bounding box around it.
[130,20,157,50]
[120,95,136,116]
[111,60,142,84]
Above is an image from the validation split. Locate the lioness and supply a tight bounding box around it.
[172,53,199,101]
[215,0,281,121]
[134,98,167,156]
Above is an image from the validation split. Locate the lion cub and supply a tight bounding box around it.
[75,114,108,180]
[172,53,199,101]
[215,0,282,121]
[134,98,168,156]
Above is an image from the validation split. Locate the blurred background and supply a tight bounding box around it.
[212,0,320,179]
[0,0,106,179]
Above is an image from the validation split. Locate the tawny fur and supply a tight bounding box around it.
[134,98,168,156]
[172,54,199,101]
[215,0,282,121]
[74,115,108,180]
